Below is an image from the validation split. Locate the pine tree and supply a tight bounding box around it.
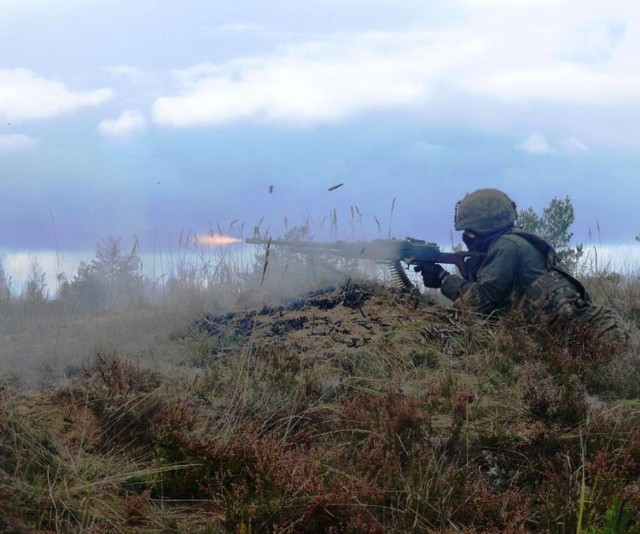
[518,196,584,272]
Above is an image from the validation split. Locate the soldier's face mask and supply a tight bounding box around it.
[462,230,477,251]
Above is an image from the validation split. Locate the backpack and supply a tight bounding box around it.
[509,229,591,322]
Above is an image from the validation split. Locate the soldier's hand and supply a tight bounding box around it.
[415,263,449,288]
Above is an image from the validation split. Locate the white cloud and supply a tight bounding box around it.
[97,110,146,138]
[106,65,146,81]
[464,63,640,105]
[150,0,640,130]
[152,32,484,127]
[449,1,640,105]
[562,21,627,65]
[104,65,162,89]
[0,69,112,122]
[519,134,551,154]
[0,134,37,153]
[561,137,588,154]
[518,135,589,155]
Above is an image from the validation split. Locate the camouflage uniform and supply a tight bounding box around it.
[435,189,630,343]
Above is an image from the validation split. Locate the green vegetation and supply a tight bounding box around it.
[59,236,144,314]
[518,195,584,271]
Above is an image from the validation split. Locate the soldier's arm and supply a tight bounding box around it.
[440,240,520,313]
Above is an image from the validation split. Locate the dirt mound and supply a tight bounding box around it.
[190,282,463,362]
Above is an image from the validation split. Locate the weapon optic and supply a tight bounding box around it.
[245,236,479,290]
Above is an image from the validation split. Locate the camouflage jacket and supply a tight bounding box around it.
[440,229,629,341]
[440,229,585,316]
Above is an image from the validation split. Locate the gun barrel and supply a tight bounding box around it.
[245,237,442,263]
[246,238,388,259]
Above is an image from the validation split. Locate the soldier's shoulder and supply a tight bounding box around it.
[495,232,530,247]
[494,231,542,254]
[499,231,556,264]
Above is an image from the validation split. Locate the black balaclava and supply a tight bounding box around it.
[463,225,514,254]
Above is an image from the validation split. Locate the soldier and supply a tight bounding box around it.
[418,188,630,343]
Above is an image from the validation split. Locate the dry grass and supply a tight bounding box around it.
[0,238,639,532]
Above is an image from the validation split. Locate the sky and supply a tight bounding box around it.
[1,0,640,288]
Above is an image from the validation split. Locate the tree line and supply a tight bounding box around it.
[0,236,144,314]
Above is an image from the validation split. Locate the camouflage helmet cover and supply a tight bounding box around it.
[454,188,517,233]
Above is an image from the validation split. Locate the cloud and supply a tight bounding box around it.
[0,134,37,154]
[518,135,590,155]
[0,69,112,122]
[97,110,146,138]
[104,65,162,90]
[464,63,638,105]
[152,32,483,127]
[150,0,640,130]
[454,1,640,106]
[519,134,551,154]
[561,137,588,154]
[563,21,627,65]
[106,65,147,81]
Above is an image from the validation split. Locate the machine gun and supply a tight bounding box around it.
[245,235,480,290]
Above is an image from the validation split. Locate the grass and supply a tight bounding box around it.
[0,233,639,532]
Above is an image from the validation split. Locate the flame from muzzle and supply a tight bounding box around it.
[196,234,242,247]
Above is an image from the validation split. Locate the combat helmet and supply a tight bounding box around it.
[454,188,517,234]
